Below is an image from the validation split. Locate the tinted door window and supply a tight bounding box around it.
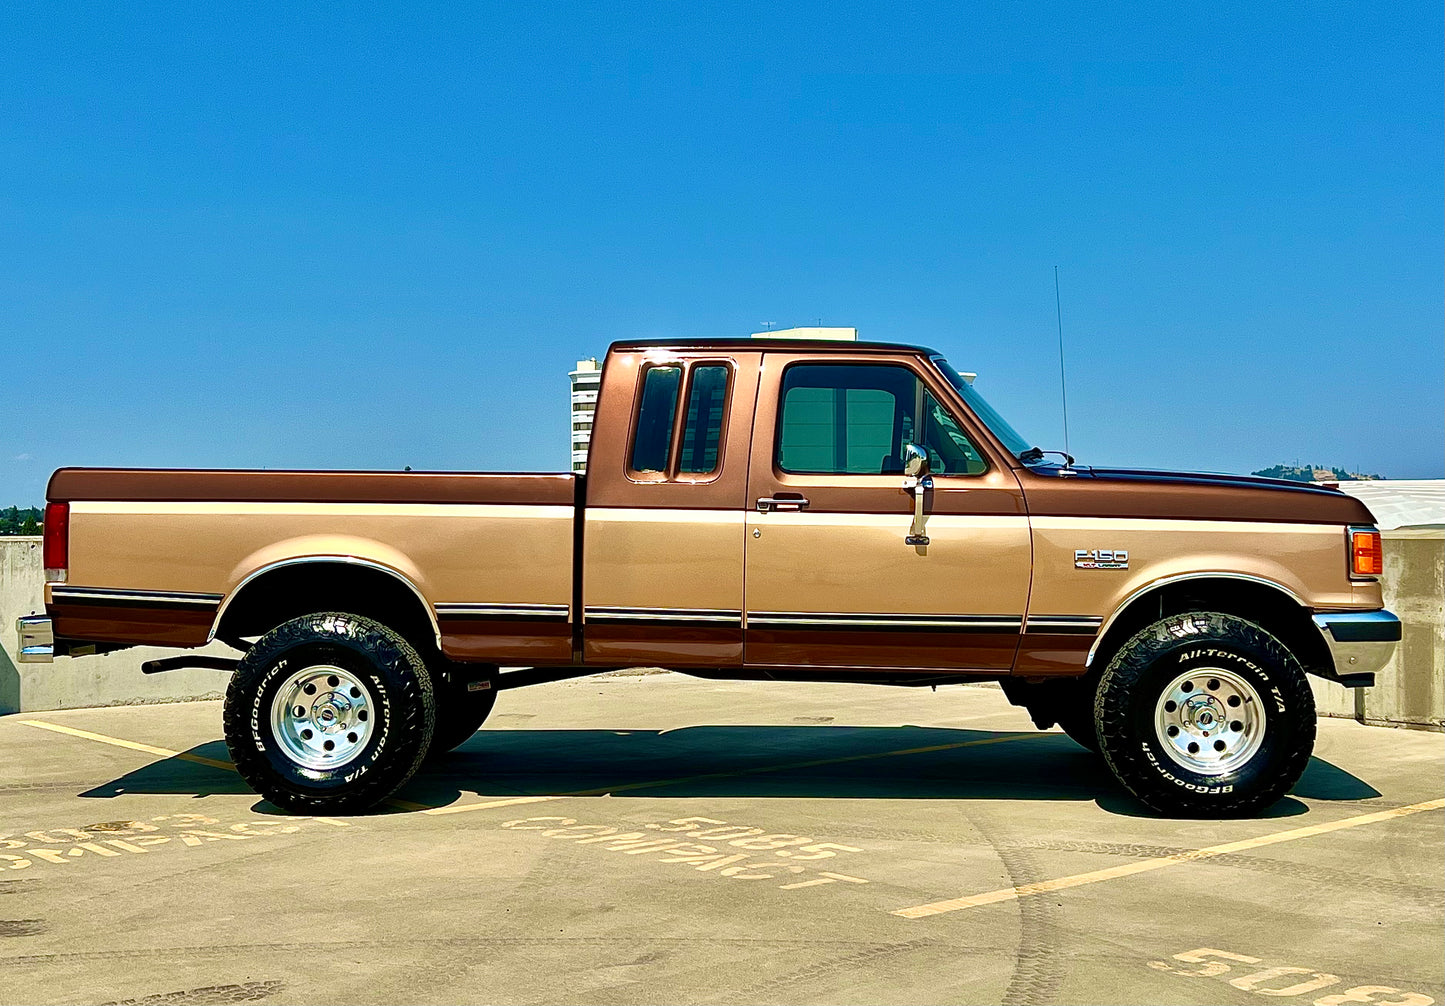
[777,364,984,475]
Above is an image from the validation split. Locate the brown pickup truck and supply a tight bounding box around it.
[18,337,1400,817]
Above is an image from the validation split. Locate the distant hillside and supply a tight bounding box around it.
[1252,465,1384,483]
[0,506,41,535]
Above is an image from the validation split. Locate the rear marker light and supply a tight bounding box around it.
[43,501,69,583]
[1349,528,1383,579]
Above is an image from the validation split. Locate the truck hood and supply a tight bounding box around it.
[1020,464,1377,525]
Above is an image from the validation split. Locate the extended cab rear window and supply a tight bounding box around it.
[776,363,986,476]
[629,362,731,479]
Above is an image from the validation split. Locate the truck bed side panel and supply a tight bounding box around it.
[47,471,576,663]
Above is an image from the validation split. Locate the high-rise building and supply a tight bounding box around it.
[569,358,601,473]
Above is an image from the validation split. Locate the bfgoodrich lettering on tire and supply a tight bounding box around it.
[222,612,435,814]
[1095,611,1315,817]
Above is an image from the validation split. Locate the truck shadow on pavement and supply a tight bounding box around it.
[78,723,1381,819]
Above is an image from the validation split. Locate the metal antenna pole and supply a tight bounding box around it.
[1054,265,1071,459]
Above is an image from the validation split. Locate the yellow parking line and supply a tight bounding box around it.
[19,719,235,771]
[18,718,429,813]
[893,798,1445,919]
[422,795,565,816]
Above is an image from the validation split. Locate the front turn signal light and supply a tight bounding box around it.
[1349,528,1383,578]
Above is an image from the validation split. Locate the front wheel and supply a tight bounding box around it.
[1095,611,1315,817]
[222,612,435,814]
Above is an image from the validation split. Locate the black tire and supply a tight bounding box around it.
[1095,611,1315,817]
[222,612,435,814]
[428,662,498,756]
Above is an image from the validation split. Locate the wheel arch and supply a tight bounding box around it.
[210,556,442,653]
[1087,572,1331,678]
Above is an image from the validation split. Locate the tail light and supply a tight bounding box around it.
[43,502,69,582]
[1349,527,1383,579]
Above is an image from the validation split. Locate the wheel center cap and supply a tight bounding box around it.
[314,691,353,732]
[1182,695,1225,735]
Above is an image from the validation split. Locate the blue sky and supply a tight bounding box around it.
[2,5,1441,504]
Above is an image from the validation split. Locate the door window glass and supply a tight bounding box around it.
[777,364,985,475]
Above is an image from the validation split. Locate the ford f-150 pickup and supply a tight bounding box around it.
[17,337,1401,816]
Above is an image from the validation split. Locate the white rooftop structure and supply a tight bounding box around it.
[1318,480,1445,530]
[750,326,858,341]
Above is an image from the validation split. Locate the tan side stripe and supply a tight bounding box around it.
[892,798,1445,918]
[16,719,432,813]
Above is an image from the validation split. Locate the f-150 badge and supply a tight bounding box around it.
[1075,549,1129,570]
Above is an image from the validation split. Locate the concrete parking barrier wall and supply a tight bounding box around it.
[1,537,233,715]
[1310,528,1444,732]
[3,531,1443,727]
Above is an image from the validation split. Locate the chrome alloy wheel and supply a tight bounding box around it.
[1154,667,1266,776]
[269,665,374,770]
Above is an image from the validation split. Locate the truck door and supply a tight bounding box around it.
[743,351,1030,674]
[580,348,759,667]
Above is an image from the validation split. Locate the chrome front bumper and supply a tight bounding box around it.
[1312,609,1400,687]
[16,615,53,663]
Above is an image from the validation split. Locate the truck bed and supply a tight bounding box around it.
[45,468,579,662]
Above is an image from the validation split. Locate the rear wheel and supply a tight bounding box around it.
[1096,611,1315,817]
[222,612,435,814]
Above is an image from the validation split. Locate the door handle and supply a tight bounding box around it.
[756,495,809,513]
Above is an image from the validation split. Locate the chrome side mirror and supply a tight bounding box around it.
[903,443,931,479]
[902,444,932,547]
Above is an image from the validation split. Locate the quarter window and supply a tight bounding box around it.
[628,361,731,478]
[630,365,681,474]
[679,365,728,474]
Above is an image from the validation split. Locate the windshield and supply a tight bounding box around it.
[931,356,1033,459]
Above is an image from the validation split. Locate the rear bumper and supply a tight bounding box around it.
[16,615,53,663]
[1311,610,1401,688]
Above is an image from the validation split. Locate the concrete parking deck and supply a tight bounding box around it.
[1,674,1441,1005]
